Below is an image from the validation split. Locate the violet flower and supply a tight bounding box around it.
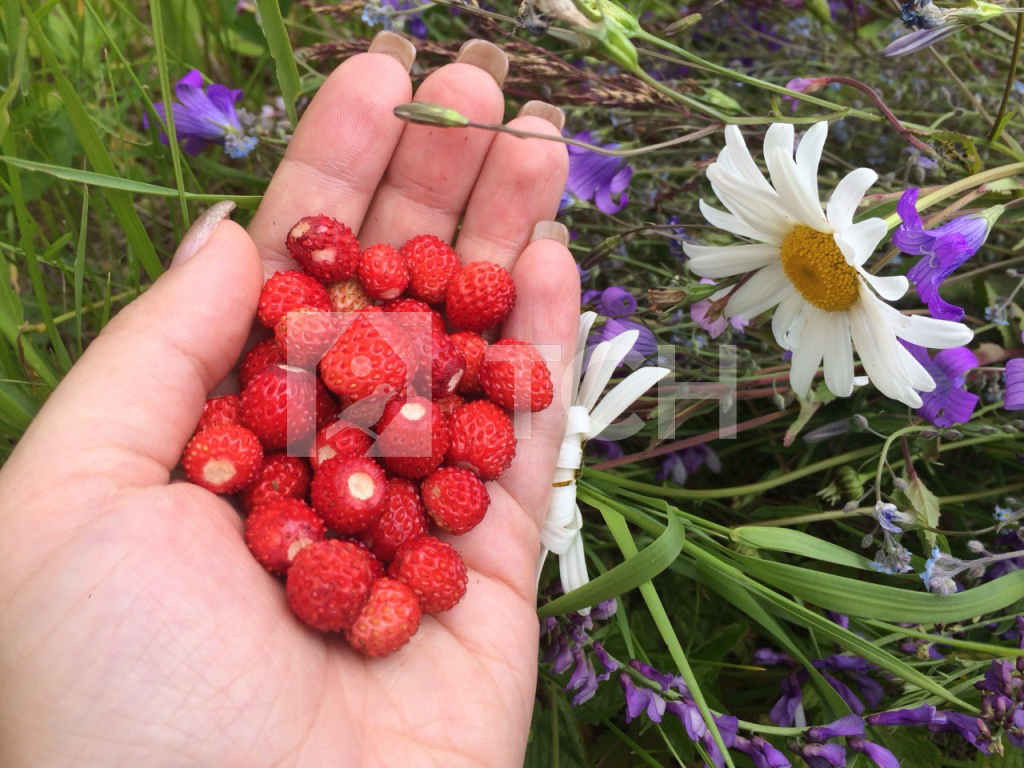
[1005,358,1024,411]
[902,342,978,426]
[791,741,847,768]
[561,131,632,214]
[361,0,428,38]
[782,77,829,112]
[584,287,658,366]
[894,188,1002,322]
[145,70,257,158]
[620,674,666,723]
[734,735,791,768]
[657,444,721,485]
[848,737,900,768]
[867,704,943,727]
[691,280,747,339]
[807,714,864,742]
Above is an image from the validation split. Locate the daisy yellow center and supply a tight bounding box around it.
[779,226,860,312]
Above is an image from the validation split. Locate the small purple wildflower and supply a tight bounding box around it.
[657,444,721,485]
[734,735,791,768]
[145,70,257,158]
[848,737,900,768]
[867,704,943,727]
[791,741,847,768]
[894,188,1000,322]
[561,131,632,214]
[691,280,747,338]
[902,342,978,426]
[1005,358,1024,411]
[807,714,865,742]
[782,76,829,111]
[620,673,666,723]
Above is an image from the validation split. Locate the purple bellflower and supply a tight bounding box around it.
[657,444,721,485]
[145,70,257,158]
[1005,357,1024,411]
[894,188,1002,322]
[584,287,658,366]
[561,131,632,214]
[902,342,978,426]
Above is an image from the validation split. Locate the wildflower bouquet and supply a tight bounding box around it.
[5,0,1024,766]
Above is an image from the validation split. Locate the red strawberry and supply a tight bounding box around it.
[376,396,449,479]
[327,277,372,313]
[358,244,409,301]
[449,332,486,395]
[345,577,421,657]
[427,329,466,400]
[274,308,340,369]
[286,215,360,284]
[314,378,340,432]
[445,261,516,332]
[421,466,489,535]
[400,234,460,305]
[382,297,447,335]
[479,338,554,412]
[320,307,415,407]
[240,338,285,388]
[239,451,312,512]
[310,420,374,470]
[240,364,318,450]
[434,392,465,420]
[389,535,468,614]
[446,400,516,481]
[310,456,387,534]
[182,424,263,494]
[286,539,380,631]
[363,479,430,563]
[244,498,325,575]
[257,270,332,329]
[195,394,242,434]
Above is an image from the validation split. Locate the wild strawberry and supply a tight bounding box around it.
[363,479,430,563]
[446,401,516,481]
[286,539,380,632]
[310,420,374,470]
[239,338,284,388]
[376,396,449,479]
[445,261,516,332]
[286,215,360,284]
[244,498,325,575]
[421,466,489,535]
[241,364,318,450]
[479,338,554,412]
[320,307,415,406]
[389,535,468,614]
[274,308,340,368]
[358,244,409,301]
[427,329,466,400]
[327,277,372,313]
[449,332,486,395]
[257,270,332,329]
[239,451,312,512]
[195,394,242,434]
[434,392,465,420]
[314,377,340,432]
[310,456,387,534]
[400,234,460,305]
[182,424,263,494]
[382,297,447,335]
[345,577,421,657]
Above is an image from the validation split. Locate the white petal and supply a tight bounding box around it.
[763,123,795,162]
[684,243,781,279]
[699,200,779,244]
[724,262,792,320]
[881,305,975,349]
[795,122,828,203]
[578,332,639,411]
[571,313,599,403]
[848,298,923,408]
[822,312,854,397]
[766,147,829,230]
[859,271,909,301]
[835,218,887,267]
[721,126,776,195]
[588,367,672,439]
[826,168,878,233]
[789,311,827,396]
[708,165,794,241]
[894,342,937,392]
[772,293,807,348]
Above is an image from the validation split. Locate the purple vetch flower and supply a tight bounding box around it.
[561,131,632,214]
[657,444,721,485]
[592,641,619,681]
[791,741,847,768]
[894,188,1002,322]
[1005,358,1024,411]
[770,671,806,727]
[848,737,900,768]
[902,342,978,426]
[566,646,599,706]
[734,735,791,768]
[144,70,257,158]
[620,673,666,723]
[867,704,944,727]
[782,76,830,111]
[691,280,747,339]
[807,714,865,742]
[590,597,618,621]
[930,711,993,754]
[588,439,625,460]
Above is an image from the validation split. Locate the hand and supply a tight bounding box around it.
[0,34,580,768]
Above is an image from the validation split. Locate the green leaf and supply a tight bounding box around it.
[254,0,301,126]
[732,527,875,570]
[905,475,940,547]
[537,503,684,618]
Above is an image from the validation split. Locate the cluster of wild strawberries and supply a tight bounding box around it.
[178,215,553,657]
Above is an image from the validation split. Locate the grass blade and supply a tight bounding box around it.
[254,0,301,126]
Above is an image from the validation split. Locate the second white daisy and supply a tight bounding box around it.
[684,121,973,408]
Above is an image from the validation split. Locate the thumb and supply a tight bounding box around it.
[6,211,263,490]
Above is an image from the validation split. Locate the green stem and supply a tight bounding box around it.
[883,162,1024,229]
[874,426,931,503]
[988,0,1024,143]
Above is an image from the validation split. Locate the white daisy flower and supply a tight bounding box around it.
[684,122,973,408]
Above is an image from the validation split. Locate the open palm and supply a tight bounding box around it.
[0,37,580,768]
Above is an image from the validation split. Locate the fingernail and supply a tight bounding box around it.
[368,30,416,72]
[517,101,565,132]
[172,201,236,267]
[455,40,508,88]
[530,221,569,247]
